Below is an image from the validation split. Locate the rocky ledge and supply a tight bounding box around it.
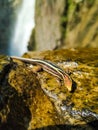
[0,48,98,130]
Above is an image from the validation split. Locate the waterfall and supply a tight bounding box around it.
[10,0,35,56]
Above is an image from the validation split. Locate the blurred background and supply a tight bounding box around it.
[0,0,98,56]
[0,0,35,56]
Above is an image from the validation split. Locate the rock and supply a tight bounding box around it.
[64,0,98,48]
[28,0,98,51]
[0,48,98,129]
[28,0,65,51]
[0,55,11,82]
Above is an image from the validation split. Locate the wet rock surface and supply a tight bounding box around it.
[0,48,98,130]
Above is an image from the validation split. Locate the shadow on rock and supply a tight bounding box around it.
[35,120,98,130]
[0,83,31,130]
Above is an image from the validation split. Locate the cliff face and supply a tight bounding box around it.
[34,0,65,50]
[64,0,98,48]
[28,0,98,51]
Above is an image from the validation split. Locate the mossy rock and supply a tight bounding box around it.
[0,48,98,130]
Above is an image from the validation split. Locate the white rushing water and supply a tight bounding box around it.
[10,0,35,56]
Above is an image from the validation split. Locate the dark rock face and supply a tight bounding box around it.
[0,55,31,130]
[0,55,11,82]
[0,0,14,54]
[0,48,98,129]
[0,0,22,55]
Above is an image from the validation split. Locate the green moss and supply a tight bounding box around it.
[0,49,98,129]
[68,0,76,11]
[24,48,98,122]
